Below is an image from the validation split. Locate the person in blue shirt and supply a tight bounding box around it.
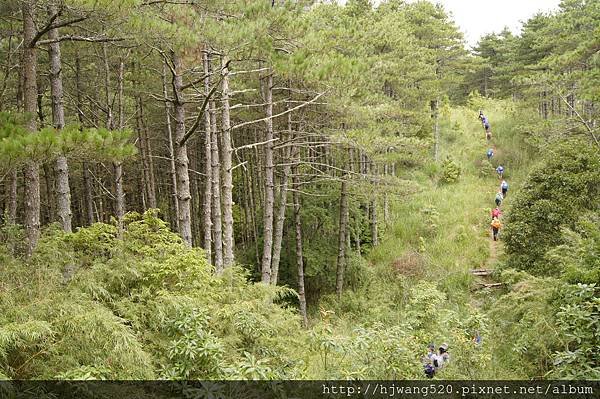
[496,165,504,179]
[501,180,509,197]
[487,148,494,161]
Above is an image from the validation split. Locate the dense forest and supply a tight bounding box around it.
[0,0,598,382]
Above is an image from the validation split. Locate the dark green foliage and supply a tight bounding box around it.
[503,139,600,275]
[0,211,303,379]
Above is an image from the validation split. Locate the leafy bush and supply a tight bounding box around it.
[439,156,461,184]
[503,139,600,275]
[0,211,304,380]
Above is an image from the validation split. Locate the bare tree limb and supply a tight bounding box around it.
[230,92,325,131]
[30,16,88,47]
[556,90,600,148]
[37,36,127,45]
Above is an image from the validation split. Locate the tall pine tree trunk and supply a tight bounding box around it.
[335,178,349,299]
[22,0,41,255]
[114,56,125,232]
[220,56,235,266]
[162,62,179,231]
[171,51,192,246]
[261,73,275,284]
[270,108,292,286]
[75,54,94,225]
[210,98,224,271]
[48,2,72,232]
[202,50,212,262]
[293,170,308,328]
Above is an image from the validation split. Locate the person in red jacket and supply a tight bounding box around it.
[491,207,502,220]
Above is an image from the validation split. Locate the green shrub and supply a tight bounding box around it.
[439,156,461,184]
[503,139,600,275]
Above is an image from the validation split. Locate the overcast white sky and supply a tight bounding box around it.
[432,0,561,48]
[335,0,562,48]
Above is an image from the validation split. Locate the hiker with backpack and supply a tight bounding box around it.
[501,180,508,197]
[491,206,502,220]
[432,343,450,371]
[496,165,504,179]
[423,343,436,378]
[491,217,501,241]
[487,148,494,161]
[495,191,503,207]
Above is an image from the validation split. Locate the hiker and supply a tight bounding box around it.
[486,148,494,161]
[495,191,503,207]
[496,165,504,179]
[483,119,490,131]
[432,343,450,372]
[473,331,482,346]
[501,180,508,197]
[491,206,502,220]
[491,217,501,241]
[423,343,437,378]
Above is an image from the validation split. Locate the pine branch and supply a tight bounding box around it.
[30,16,88,48]
[230,92,325,131]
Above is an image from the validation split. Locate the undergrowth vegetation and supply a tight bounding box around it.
[1,100,597,380]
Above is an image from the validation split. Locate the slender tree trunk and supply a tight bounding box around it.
[162,62,179,231]
[335,178,349,299]
[210,98,224,271]
[75,54,94,225]
[221,56,235,266]
[202,50,213,262]
[22,0,40,255]
[171,51,193,246]
[138,98,157,208]
[261,73,275,284]
[48,2,72,232]
[114,56,125,232]
[293,170,308,328]
[5,170,18,224]
[271,108,292,286]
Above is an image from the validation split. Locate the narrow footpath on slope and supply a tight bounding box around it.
[470,113,506,291]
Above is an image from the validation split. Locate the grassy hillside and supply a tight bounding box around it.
[2,98,592,381]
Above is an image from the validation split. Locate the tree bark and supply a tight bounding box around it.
[171,51,193,246]
[202,50,213,262]
[114,56,125,232]
[335,178,349,299]
[162,61,179,232]
[293,171,308,328]
[48,2,72,233]
[22,0,41,255]
[261,73,275,284]
[270,108,292,286]
[220,55,235,267]
[210,98,224,271]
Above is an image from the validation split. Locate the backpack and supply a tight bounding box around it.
[502,181,508,189]
[424,364,435,378]
[491,219,501,229]
[492,209,500,218]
